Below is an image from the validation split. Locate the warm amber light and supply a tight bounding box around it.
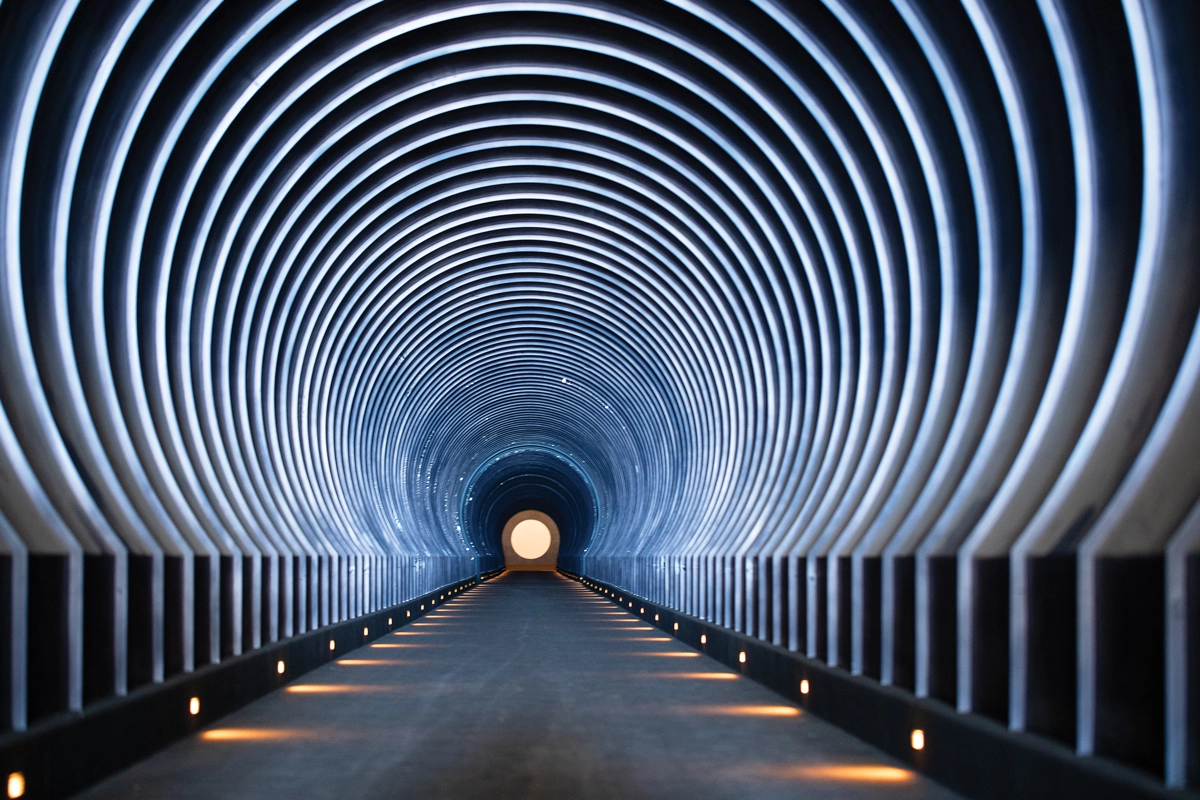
[751,765,914,784]
[336,659,396,665]
[420,604,425,610]
[201,728,319,741]
[813,765,913,783]
[700,634,707,644]
[329,640,336,651]
[363,627,369,636]
[640,607,644,614]
[654,614,659,621]
[673,622,679,631]
[406,610,411,617]
[629,652,699,657]
[7,772,24,798]
[647,672,737,680]
[286,684,392,694]
[800,679,810,695]
[188,696,200,715]
[276,660,285,674]
[911,729,925,751]
[685,705,800,717]
[739,651,747,664]
[388,617,392,625]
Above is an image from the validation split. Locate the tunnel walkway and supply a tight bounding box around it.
[74,573,960,799]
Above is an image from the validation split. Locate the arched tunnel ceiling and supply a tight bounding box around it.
[0,0,1199,778]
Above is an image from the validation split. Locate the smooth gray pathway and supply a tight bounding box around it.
[75,573,963,799]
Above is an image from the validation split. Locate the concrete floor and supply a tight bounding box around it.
[75,572,963,799]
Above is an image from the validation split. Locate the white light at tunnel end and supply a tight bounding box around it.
[511,518,552,559]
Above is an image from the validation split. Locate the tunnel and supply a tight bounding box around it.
[0,0,1197,798]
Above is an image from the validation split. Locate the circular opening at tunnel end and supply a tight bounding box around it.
[501,510,560,570]
[511,519,552,559]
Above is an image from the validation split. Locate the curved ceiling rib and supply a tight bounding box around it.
[0,0,1196,786]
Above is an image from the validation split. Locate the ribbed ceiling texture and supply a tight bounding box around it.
[0,0,1198,788]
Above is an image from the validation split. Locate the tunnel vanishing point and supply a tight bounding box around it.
[0,0,1197,798]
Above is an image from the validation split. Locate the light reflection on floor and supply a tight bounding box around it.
[625,651,700,657]
[677,705,801,717]
[284,684,399,694]
[743,764,917,784]
[201,728,324,741]
[639,671,739,680]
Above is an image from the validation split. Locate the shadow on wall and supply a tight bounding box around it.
[502,512,560,571]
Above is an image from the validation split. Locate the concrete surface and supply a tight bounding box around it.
[73,572,964,799]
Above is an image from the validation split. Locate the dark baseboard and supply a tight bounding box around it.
[560,570,1198,800]
[0,577,478,800]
